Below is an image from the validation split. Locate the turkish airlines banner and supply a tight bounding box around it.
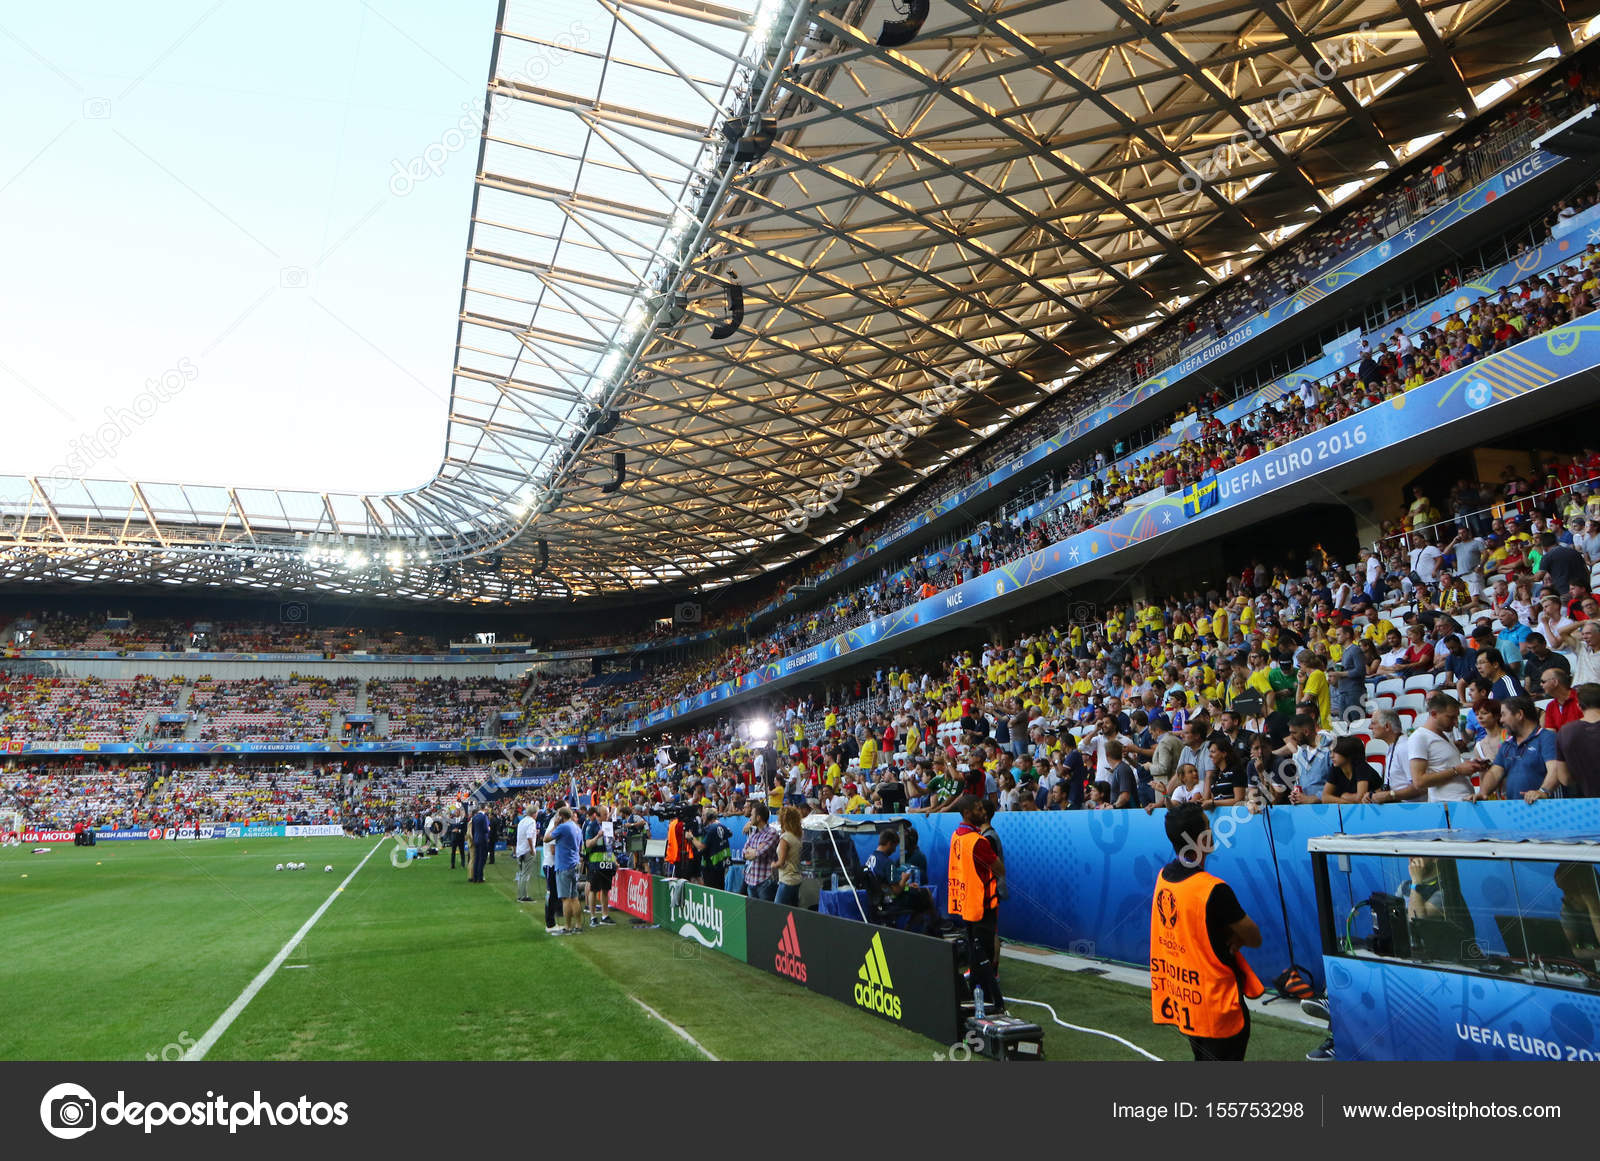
[607,869,653,922]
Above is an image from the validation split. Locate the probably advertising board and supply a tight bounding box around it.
[654,878,746,962]
[743,898,963,1044]
[607,869,653,922]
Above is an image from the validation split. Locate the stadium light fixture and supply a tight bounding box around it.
[596,348,624,388]
[751,0,787,47]
[876,0,929,48]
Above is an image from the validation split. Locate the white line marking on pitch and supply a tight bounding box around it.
[628,996,718,1060]
[183,839,384,1061]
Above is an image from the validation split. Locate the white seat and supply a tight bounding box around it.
[1402,676,1434,695]
[1393,692,1428,714]
[1396,709,1417,728]
[1429,671,1451,688]
[1373,694,1396,711]
[1375,678,1405,698]
[1364,738,1389,757]
[1536,698,1553,714]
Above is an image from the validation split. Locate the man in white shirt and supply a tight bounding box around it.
[1561,618,1600,687]
[514,804,539,902]
[1407,694,1485,801]
[1089,718,1133,785]
[1365,709,1418,803]
[1408,533,1442,588]
[1362,547,1382,598]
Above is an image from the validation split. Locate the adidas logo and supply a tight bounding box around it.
[774,913,807,983]
[853,932,902,1020]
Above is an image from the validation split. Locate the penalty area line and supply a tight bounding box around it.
[183,838,385,1060]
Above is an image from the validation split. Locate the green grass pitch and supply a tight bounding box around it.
[0,837,1323,1061]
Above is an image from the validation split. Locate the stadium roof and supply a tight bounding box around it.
[3,0,1597,604]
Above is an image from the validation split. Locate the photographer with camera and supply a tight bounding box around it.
[619,807,648,869]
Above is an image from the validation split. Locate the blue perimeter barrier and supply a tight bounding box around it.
[651,801,1600,987]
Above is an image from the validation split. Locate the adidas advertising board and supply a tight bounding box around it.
[744,898,963,1043]
[853,932,901,1020]
[774,912,807,984]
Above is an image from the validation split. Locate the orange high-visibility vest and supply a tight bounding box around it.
[1149,870,1264,1039]
[947,829,995,922]
[665,820,685,865]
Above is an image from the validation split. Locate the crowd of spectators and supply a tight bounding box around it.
[368,678,509,740]
[190,677,357,742]
[540,463,1600,821]
[0,762,152,830]
[0,675,180,742]
[579,223,1600,728]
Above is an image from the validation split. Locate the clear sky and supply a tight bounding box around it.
[0,0,496,494]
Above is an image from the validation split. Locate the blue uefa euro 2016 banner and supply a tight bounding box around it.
[627,308,1600,732]
[1326,956,1600,1061]
[741,149,1570,623]
[14,732,606,756]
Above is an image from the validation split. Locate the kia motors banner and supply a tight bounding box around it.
[607,869,653,922]
[654,878,746,962]
[18,830,75,843]
[744,898,962,1044]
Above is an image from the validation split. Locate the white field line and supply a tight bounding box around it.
[183,838,385,1060]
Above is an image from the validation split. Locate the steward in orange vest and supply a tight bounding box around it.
[947,795,1004,1011]
[1150,803,1264,1060]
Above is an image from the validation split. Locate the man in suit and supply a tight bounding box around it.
[487,808,503,865]
[448,809,467,870]
[469,805,490,883]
